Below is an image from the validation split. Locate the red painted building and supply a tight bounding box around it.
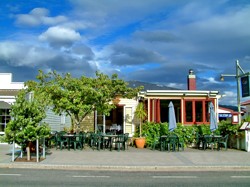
[138,70,220,125]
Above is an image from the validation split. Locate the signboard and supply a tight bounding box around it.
[219,113,232,118]
[240,122,250,130]
[241,75,250,97]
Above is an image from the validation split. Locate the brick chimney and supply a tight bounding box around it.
[187,69,196,90]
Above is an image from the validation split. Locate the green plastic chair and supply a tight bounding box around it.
[196,133,203,149]
[102,132,113,150]
[218,134,229,150]
[90,133,101,151]
[113,134,125,151]
[56,132,68,150]
[159,135,169,151]
[177,136,184,151]
[151,136,160,150]
[202,135,214,150]
[123,133,129,150]
[81,132,86,148]
[167,134,179,152]
[72,134,83,150]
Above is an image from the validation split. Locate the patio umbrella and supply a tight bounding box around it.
[209,102,218,132]
[168,101,177,132]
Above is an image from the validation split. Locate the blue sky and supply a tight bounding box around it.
[0,0,250,106]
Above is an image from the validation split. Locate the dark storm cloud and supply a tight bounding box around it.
[71,44,95,60]
[45,54,97,78]
[110,44,165,66]
[123,62,193,88]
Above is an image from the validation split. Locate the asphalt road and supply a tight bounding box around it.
[0,168,250,187]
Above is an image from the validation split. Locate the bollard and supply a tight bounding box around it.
[26,147,30,161]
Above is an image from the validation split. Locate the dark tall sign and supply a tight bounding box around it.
[241,75,250,97]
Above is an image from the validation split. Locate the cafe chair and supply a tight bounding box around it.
[167,134,179,152]
[196,133,203,149]
[80,132,86,148]
[159,135,169,151]
[90,133,101,151]
[123,133,129,150]
[218,134,229,150]
[202,134,214,150]
[177,136,184,151]
[56,132,68,150]
[151,135,160,150]
[72,134,83,150]
[102,132,113,149]
[113,134,126,151]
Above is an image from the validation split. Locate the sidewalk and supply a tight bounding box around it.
[1,144,250,171]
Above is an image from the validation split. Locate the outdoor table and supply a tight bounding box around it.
[212,135,222,150]
[202,135,222,150]
[63,134,75,151]
[102,134,118,151]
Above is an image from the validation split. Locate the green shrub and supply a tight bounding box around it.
[218,120,239,136]
[138,121,240,148]
[0,135,6,143]
[174,124,196,146]
[244,115,250,122]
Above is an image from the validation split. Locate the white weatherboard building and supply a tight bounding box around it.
[0,73,71,135]
[0,73,25,134]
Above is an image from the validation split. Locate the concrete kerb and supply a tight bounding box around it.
[1,163,250,171]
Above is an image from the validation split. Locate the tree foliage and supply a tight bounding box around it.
[26,70,142,129]
[4,89,51,146]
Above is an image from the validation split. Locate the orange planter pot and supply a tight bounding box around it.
[135,137,146,149]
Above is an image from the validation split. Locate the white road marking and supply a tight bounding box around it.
[0,174,22,176]
[153,176,198,179]
[72,176,110,178]
[231,176,250,179]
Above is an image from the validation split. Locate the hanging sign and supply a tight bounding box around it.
[241,75,250,97]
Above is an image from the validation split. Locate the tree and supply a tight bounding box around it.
[134,102,147,137]
[5,89,51,159]
[26,70,142,131]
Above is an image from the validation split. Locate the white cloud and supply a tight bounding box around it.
[0,41,56,66]
[206,77,219,84]
[15,8,67,27]
[0,41,97,78]
[39,26,81,48]
[220,91,238,105]
[166,83,185,89]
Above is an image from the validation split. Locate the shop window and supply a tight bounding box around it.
[0,109,11,133]
[185,101,193,122]
[205,101,210,122]
[184,100,212,124]
[195,101,203,122]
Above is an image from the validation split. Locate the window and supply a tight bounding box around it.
[60,113,66,125]
[0,109,11,134]
[185,101,193,122]
[184,100,212,124]
[195,101,203,122]
[205,101,210,122]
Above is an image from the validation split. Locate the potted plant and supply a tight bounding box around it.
[134,102,147,148]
